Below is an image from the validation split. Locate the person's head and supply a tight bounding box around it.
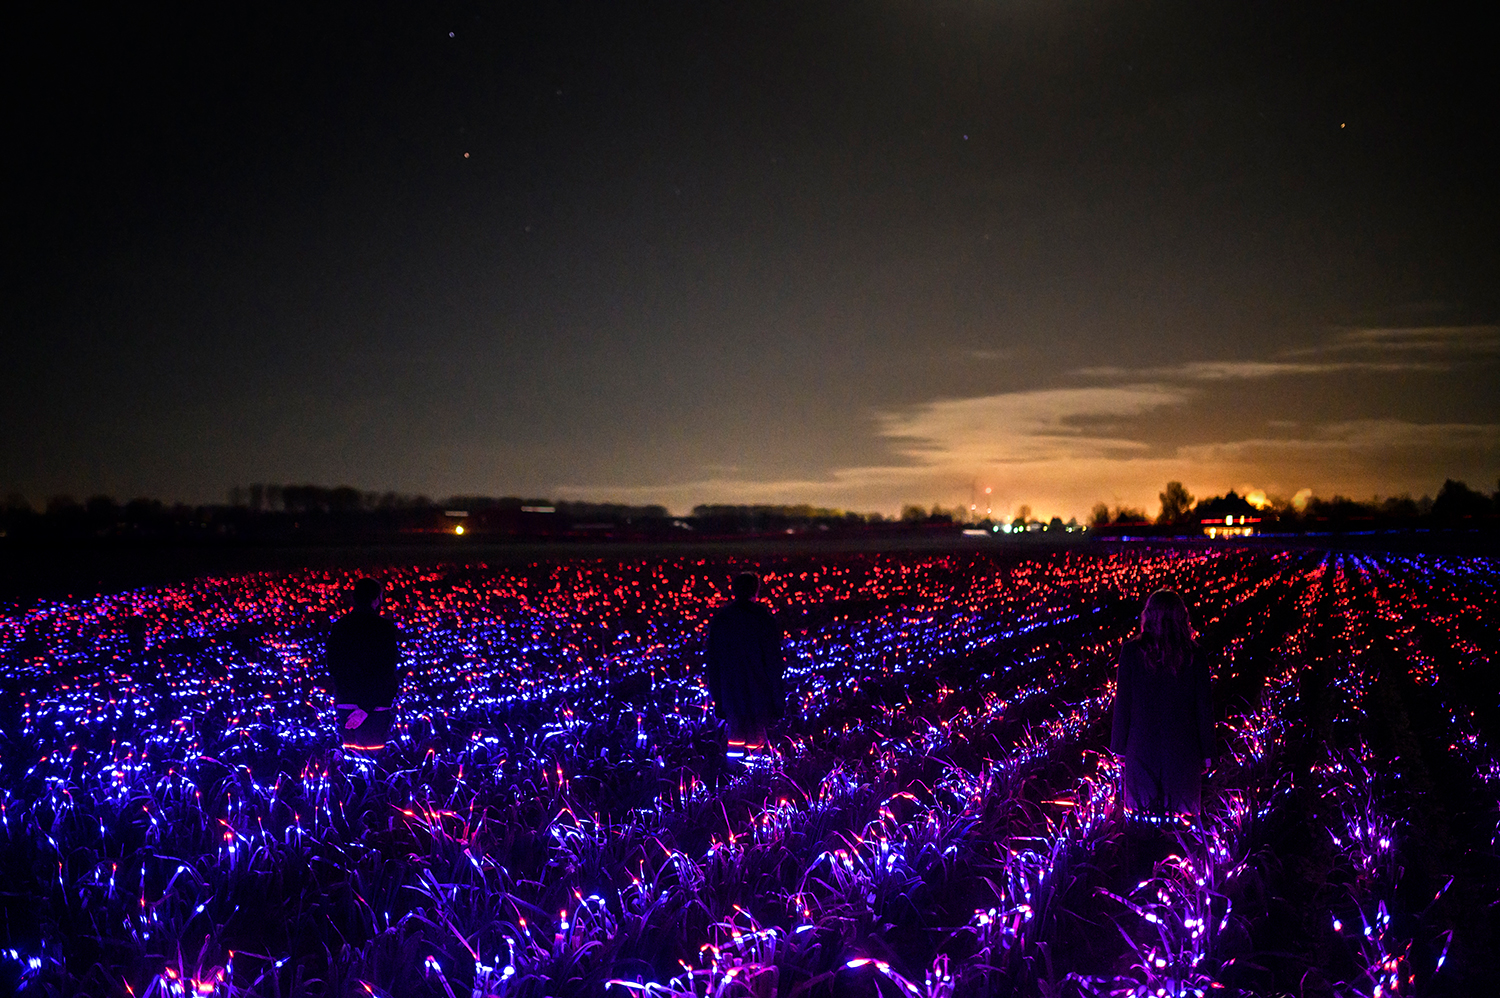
[1138,588,1196,674]
[730,572,760,602]
[352,577,383,611]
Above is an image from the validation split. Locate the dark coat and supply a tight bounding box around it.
[326,609,400,711]
[1109,638,1214,816]
[705,599,785,727]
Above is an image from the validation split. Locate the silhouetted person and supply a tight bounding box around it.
[1111,589,1214,875]
[706,573,785,761]
[326,577,400,753]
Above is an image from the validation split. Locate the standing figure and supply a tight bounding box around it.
[705,572,785,760]
[326,577,401,753]
[1110,589,1214,823]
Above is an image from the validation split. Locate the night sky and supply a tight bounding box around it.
[5,2,1497,519]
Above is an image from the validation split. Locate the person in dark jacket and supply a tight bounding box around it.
[1110,588,1214,824]
[326,577,401,752]
[705,573,785,760]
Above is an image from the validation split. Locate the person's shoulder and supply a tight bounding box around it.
[369,612,399,642]
[752,602,782,631]
[1118,638,1151,672]
[735,600,777,625]
[332,610,398,634]
[714,599,766,616]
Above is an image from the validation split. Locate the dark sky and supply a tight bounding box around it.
[5,2,1497,517]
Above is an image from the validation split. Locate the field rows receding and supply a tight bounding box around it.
[1,548,1497,996]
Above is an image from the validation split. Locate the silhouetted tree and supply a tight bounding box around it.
[328,486,363,513]
[1089,502,1111,528]
[1,493,36,535]
[124,498,163,521]
[1377,495,1420,521]
[85,495,120,522]
[1157,481,1195,525]
[281,485,314,514]
[1431,479,1493,525]
[1305,495,1372,530]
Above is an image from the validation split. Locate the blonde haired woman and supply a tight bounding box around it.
[1110,589,1215,824]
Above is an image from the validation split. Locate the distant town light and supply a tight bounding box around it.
[521,505,556,513]
[454,524,465,535]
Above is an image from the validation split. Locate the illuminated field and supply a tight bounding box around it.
[1,548,1497,996]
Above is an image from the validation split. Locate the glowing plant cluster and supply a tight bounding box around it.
[0,548,1495,995]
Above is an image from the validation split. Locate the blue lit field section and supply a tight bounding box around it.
[0,548,1495,995]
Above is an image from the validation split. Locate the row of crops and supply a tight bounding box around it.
[1,547,1497,995]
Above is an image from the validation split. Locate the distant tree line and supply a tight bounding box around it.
[4,477,1496,547]
[0,489,893,545]
[1088,478,1500,535]
[226,484,435,514]
[691,504,886,534]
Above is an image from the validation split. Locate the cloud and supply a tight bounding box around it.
[1075,359,1448,381]
[1311,324,1500,355]
[561,328,1498,516]
[875,385,1186,463]
[1170,419,1500,502]
[558,384,1188,513]
[1177,419,1500,461]
[1075,325,1497,383]
[562,404,1500,519]
[561,385,1195,516]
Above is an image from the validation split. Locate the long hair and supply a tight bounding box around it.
[1138,589,1196,675]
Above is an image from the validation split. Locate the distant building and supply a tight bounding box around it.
[1196,491,1262,538]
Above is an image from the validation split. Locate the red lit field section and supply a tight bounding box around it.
[1,548,1495,995]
